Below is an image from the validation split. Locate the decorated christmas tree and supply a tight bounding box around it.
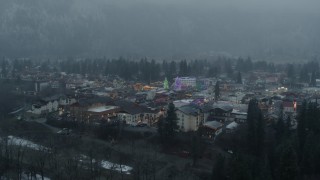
[174,77,182,91]
[164,77,169,90]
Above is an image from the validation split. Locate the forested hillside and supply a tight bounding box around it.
[1,0,320,60]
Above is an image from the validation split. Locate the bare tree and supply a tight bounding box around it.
[14,143,26,180]
[34,147,49,180]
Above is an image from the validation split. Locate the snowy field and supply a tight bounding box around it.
[5,135,50,151]
[0,136,50,151]
[21,173,51,180]
[80,154,133,174]
[0,136,133,175]
[101,160,133,174]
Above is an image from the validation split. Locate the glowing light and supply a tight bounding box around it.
[164,77,169,90]
[174,77,182,91]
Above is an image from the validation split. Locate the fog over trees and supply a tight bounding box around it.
[1,0,320,60]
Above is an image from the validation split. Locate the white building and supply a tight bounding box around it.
[283,101,296,114]
[28,95,76,115]
[35,81,49,92]
[231,109,247,123]
[176,105,203,132]
[180,77,197,87]
[316,79,320,87]
[29,100,59,115]
[282,101,297,123]
[115,100,159,126]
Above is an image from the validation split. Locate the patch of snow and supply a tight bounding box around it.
[87,106,119,113]
[80,154,132,174]
[101,160,133,174]
[21,173,51,180]
[6,136,50,151]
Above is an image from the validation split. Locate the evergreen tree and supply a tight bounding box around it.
[276,142,299,180]
[268,63,276,73]
[207,66,219,77]
[247,99,265,156]
[301,132,319,176]
[235,57,244,72]
[179,60,189,76]
[157,116,165,142]
[214,81,220,101]
[258,156,273,180]
[229,154,253,180]
[150,59,160,81]
[191,134,200,167]
[237,71,242,84]
[254,61,268,71]
[287,64,295,81]
[297,101,307,155]
[276,116,285,145]
[166,103,178,138]
[159,103,178,144]
[299,66,309,83]
[245,57,253,72]
[211,154,225,180]
[285,116,291,133]
[169,61,177,79]
[163,77,169,90]
[162,60,168,76]
[310,71,316,87]
[224,60,233,77]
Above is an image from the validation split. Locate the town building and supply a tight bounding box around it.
[176,105,203,132]
[28,94,75,115]
[115,100,159,126]
[202,121,223,138]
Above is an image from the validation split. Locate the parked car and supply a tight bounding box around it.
[136,123,148,127]
[57,128,72,135]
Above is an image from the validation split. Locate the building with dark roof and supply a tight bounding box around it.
[176,105,204,132]
[115,100,159,126]
[69,96,116,122]
[206,103,233,122]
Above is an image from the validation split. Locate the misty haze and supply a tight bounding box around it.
[1,0,320,180]
[1,0,320,60]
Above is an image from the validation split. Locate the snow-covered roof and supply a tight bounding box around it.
[204,121,223,129]
[226,122,239,130]
[173,99,193,108]
[87,106,119,113]
[231,109,247,115]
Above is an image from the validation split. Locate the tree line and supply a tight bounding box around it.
[212,99,320,180]
[2,56,306,83]
[2,57,320,85]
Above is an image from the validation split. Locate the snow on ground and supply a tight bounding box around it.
[1,173,51,180]
[80,154,133,174]
[101,160,133,174]
[4,136,50,151]
[0,137,132,175]
[21,173,51,180]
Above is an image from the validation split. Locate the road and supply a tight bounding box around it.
[27,118,61,133]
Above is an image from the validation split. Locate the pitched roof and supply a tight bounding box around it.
[177,105,199,116]
[211,104,233,112]
[204,121,223,129]
[226,122,239,129]
[115,100,155,115]
[76,96,114,107]
[41,94,66,102]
